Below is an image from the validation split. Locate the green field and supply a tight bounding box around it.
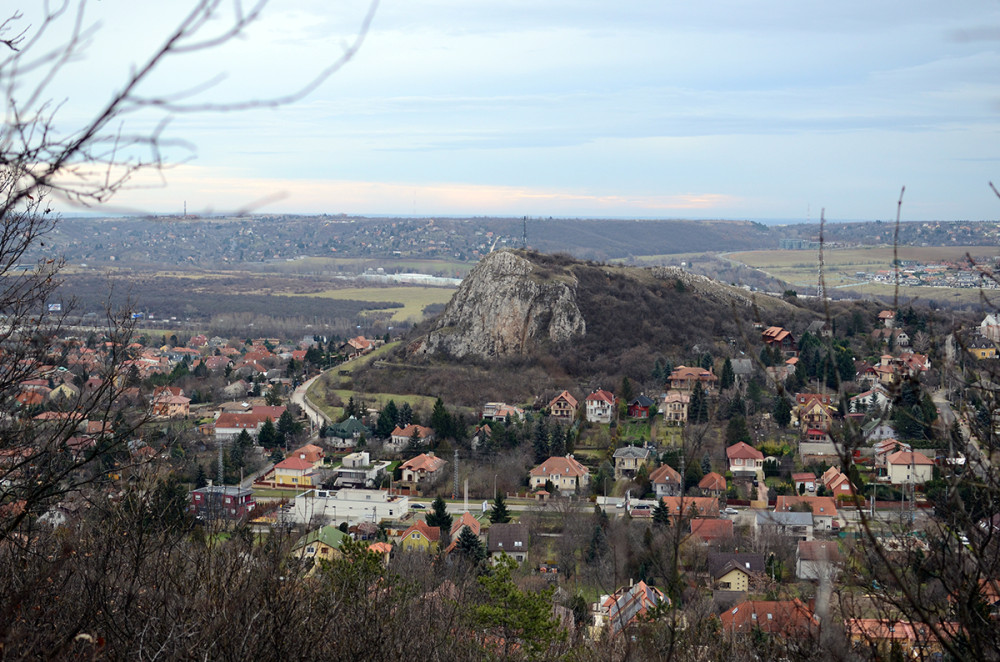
[244,256,474,278]
[287,286,455,323]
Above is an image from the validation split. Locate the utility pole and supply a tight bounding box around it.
[522,216,527,249]
[453,448,459,500]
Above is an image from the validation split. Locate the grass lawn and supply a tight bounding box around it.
[252,488,302,499]
[286,286,455,323]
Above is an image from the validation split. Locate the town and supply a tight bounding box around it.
[5,268,999,659]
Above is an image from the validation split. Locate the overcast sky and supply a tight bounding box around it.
[23,1,1000,221]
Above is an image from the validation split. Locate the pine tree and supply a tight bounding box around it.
[194,464,208,489]
[398,402,413,426]
[455,526,486,562]
[773,395,792,428]
[719,357,735,390]
[549,424,565,456]
[490,493,511,524]
[653,498,671,526]
[430,397,452,439]
[689,382,709,423]
[533,418,550,463]
[425,495,453,532]
[258,418,277,448]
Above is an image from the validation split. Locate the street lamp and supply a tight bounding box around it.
[493,474,498,500]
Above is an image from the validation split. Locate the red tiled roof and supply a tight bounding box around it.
[698,471,726,492]
[530,455,588,478]
[726,442,763,461]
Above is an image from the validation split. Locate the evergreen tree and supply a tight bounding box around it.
[773,394,792,428]
[258,418,277,448]
[620,376,635,405]
[277,410,300,443]
[194,464,208,489]
[689,382,709,423]
[586,524,608,564]
[701,453,712,475]
[430,398,453,440]
[700,352,714,371]
[455,526,486,562]
[425,495,453,532]
[533,418,550,463]
[490,493,512,524]
[549,424,565,456]
[376,401,398,438]
[398,402,413,426]
[230,429,253,470]
[719,357,735,390]
[725,416,751,445]
[269,447,285,464]
[653,498,671,526]
[265,384,282,406]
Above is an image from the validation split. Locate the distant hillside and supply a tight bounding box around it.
[353,250,846,406]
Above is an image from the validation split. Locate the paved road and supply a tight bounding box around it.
[291,372,331,431]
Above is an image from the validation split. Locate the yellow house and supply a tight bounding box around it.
[716,564,752,592]
[293,525,347,562]
[273,457,318,487]
[399,520,441,552]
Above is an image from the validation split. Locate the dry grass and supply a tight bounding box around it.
[285,286,455,322]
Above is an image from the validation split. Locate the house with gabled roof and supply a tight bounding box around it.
[775,495,839,532]
[754,510,814,541]
[547,390,578,419]
[627,394,655,419]
[598,581,669,638]
[399,520,441,552]
[273,457,319,488]
[293,525,348,562]
[612,445,654,480]
[698,471,727,497]
[886,449,934,485]
[659,496,719,520]
[400,452,447,488]
[726,442,763,475]
[688,518,733,544]
[529,455,589,495]
[487,522,529,563]
[661,391,690,425]
[649,463,683,497]
[709,553,764,592]
[761,326,797,356]
[388,424,434,450]
[796,540,842,580]
[327,416,368,450]
[667,366,718,393]
[721,599,819,638]
[584,389,616,424]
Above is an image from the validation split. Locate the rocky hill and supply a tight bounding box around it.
[355,250,839,405]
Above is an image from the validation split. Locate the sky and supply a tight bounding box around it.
[15,1,1000,221]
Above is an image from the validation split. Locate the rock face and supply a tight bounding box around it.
[418,250,586,359]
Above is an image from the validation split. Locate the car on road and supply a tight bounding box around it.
[410,503,426,510]
[723,507,738,515]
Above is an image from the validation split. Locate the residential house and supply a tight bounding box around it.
[290,443,325,466]
[845,619,959,660]
[661,391,690,425]
[612,445,654,481]
[399,520,441,553]
[981,313,1000,342]
[213,410,284,443]
[649,464,683,498]
[667,365,718,393]
[529,455,590,494]
[627,394,655,419]
[293,525,347,562]
[326,416,368,450]
[878,310,896,328]
[726,442,763,475]
[730,358,755,386]
[450,511,481,540]
[720,599,818,638]
[272,457,319,488]
[481,402,525,422]
[966,336,998,360]
[761,326,797,356]
[341,335,375,358]
[400,452,448,488]
[862,420,897,443]
[886,449,934,485]
[873,439,911,471]
[805,319,833,338]
[548,390,578,420]
[598,581,669,638]
[796,540,842,581]
[708,553,765,592]
[331,451,391,488]
[775,495,839,532]
[388,424,434,450]
[688,518,734,544]
[659,496,719,520]
[754,511,814,541]
[487,522,529,563]
[820,467,856,498]
[871,327,910,348]
[794,393,834,431]
[849,385,892,415]
[698,471,727,497]
[584,390,616,424]
[189,485,255,520]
